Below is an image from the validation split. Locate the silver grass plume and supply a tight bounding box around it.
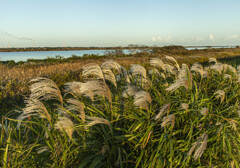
[224,74,232,80]
[122,85,140,98]
[55,117,74,140]
[82,63,104,80]
[192,133,208,160]
[154,103,171,121]
[65,80,112,103]
[85,116,112,133]
[181,103,189,111]
[37,146,49,154]
[165,78,190,92]
[210,63,236,74]
[29,77,63,105]
[190,63,208,78]
[165,56,180,70]
[237,65,240,74]
[166,63,192,92]
[200,107,209,116]
[214,90,225,103]
[150,58,166,71]
[148,68,160,76]
[130,64,147,82]
[66,99,85,123]
[101,60,122,73]
[164,64,177,75]
[209,57,217,63]
[102,67,117,88]
[133,90,152,109]
[22,98,51,123]
[161,114,175,128]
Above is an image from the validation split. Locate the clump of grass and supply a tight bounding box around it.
[0,57,240,167]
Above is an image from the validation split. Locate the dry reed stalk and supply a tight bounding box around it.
[150,58,166,71]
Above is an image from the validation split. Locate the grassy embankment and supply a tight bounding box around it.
[0,56,239,167]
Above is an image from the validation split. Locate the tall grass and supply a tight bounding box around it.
[0,58,240,167]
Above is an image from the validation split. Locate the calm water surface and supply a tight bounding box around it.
[0,47,233,62]
[0,50,110,62]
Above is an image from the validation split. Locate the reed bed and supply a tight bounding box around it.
[0,57,239,167]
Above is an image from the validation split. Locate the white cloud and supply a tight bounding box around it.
[151,37,157,42]
[151,36,172,42]
[209,34,215,41]
[225,34,239,40]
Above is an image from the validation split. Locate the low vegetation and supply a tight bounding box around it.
[0,57,239,167]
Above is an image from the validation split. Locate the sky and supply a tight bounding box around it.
[0,0,240,47]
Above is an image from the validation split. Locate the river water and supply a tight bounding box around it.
[0,47,233,62]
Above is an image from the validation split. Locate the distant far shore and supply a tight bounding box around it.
[0,45,237,52]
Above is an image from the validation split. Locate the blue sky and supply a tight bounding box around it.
[0,0,240,47]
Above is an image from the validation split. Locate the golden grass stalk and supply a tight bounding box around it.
[180,103,189,111]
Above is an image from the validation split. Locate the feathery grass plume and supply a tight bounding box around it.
[148,68,160,76]
[101,68,117,88]
[160,73,166,79]
[165,78,190,92]
[180,103,189,111]
[214,90,225,103]
[29,77,63,105]
[101,60,122,73]
[190,63,208,78]
[37,146,49,154]
[85,116,112,133]
[237,65,240,74]
[149,58,166,71]
[164,64,177,75]
[21,98,51,123]
[65,80,112,103]
[200,107,208,116]
[165,56,180,70]
[133,90,152,109]
[229,120,237,131]
[130,64,147,82]
[209,57,217,63]
[210,63,236,74]
[122,85,140,98]
[66,99,85,123]
[101,144,109,155]
[188,133,208,160]
[82,63,104,80]
[55,117,74,140]
[154,103,171,121]
[224,74,232,80]
[161,114,175,128]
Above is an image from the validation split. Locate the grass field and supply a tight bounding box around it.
[0,54,240,167]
